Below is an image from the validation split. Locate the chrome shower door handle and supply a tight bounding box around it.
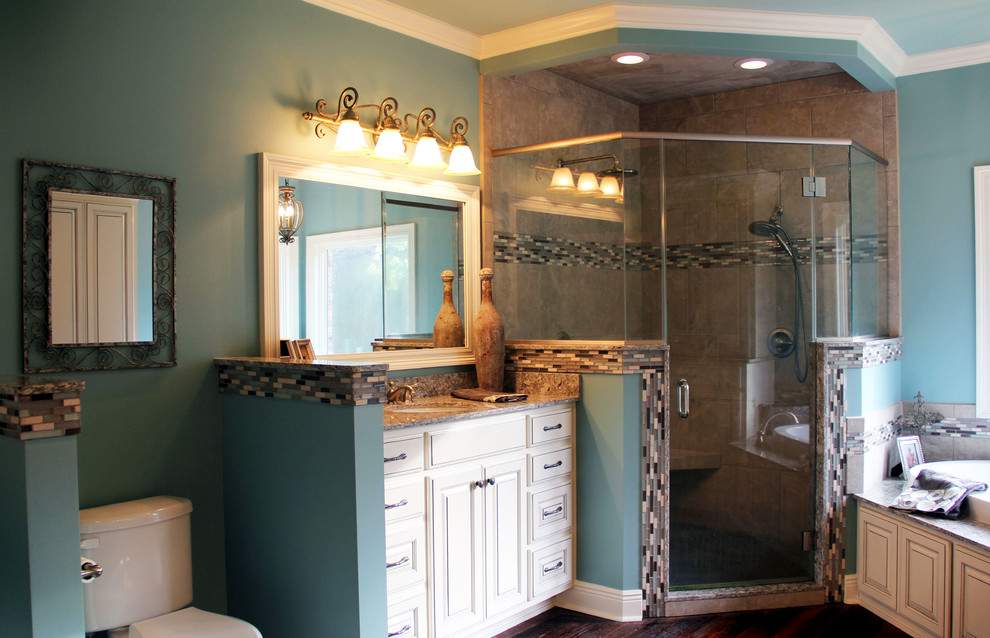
[676,379,690,418]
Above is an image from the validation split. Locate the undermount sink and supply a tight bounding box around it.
[386,405,473,414]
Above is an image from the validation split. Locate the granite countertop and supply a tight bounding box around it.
[856,479,990,551]
[215,356,388,373]
[0,375,85,395]
[383,393,578,430]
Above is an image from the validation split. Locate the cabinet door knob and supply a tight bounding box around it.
[487,477,495,486]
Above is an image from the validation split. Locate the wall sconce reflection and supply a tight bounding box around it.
[538,154,637,203]
[278,179,305,244]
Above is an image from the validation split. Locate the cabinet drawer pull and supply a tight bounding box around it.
[388,624,412,637]
[542,505,563,519]
[386,555,410,569]
[543,423,564,431]
[385,499,408,510]
[542,560,564,575]
[384,452,408,463]
[543,460,563,470]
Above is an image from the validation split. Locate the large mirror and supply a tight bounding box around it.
[259,153,480,369]
[22,160,177,372]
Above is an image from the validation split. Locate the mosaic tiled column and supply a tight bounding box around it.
[505,342,669,616]
[215,357,388,405]
[814,338,902,601]
[0,377,83,439]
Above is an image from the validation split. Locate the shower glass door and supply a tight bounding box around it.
[663,139,817,590]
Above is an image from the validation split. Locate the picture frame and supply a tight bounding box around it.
[294,338,315,360]
[896,435,925,475]
[286,339,302,359]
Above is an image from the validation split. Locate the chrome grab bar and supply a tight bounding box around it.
[676,379,690,419]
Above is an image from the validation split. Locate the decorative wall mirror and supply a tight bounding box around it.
[22,160,177,372]
[259,152,480,369]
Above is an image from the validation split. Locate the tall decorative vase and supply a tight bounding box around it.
[432,270,464,348]
[473,267,505,391]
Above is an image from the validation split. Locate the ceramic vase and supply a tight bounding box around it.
[473,267,505,391]
[432,270,464,348]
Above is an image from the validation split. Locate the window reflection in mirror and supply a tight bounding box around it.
[50,190,154,345]
[276,178,464,355]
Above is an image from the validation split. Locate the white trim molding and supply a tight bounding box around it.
[844,574,859,605]
[975,165,990,418]
[553,581,643,622]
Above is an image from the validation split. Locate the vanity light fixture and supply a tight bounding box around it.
[277,180,305,244]
[303,87,481,175]
[537,154,637,202]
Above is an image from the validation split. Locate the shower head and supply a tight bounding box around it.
[748,220,780,238]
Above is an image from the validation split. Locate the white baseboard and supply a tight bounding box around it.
[844,575,859,604]
[553,581,643,622]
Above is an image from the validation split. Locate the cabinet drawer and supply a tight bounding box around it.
[530,447,572,484]
[384,436,424,476]
[386,519,426,593]
[529,538,573,599]
[529,410,573,446]
[429,417,526,467]
[387,591,427,638]
[385,479,425,524]
[529,483,573,543]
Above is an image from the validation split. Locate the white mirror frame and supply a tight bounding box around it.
[976,165,990,416]
[259,152,480,369]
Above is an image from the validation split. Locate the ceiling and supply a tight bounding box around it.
[546,54,842,105]
[307,0,990,102]
[381,0,990,56]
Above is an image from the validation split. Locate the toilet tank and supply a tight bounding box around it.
[80,496,194,634]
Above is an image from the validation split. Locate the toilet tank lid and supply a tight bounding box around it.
[80,496,192,533]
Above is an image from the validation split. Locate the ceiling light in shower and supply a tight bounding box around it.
[735,58,772,70]
[611,52,650,65]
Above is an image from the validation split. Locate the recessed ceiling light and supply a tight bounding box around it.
[735,58,772,70]
[611,52,650,65]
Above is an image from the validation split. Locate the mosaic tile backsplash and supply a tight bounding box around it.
[0,376,84,440]
[216,358,387,406]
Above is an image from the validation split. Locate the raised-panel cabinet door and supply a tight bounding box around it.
[898,525,950,638]
[431,466,484,638]
[484,458,527,617]
[953,546,990,638]
[859,507,899,611]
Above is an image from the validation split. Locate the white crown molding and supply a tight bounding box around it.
[306,0,990,78]
[901,41,990,77]
[302,0,482,58]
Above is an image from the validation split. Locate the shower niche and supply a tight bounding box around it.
[492,132,888,602]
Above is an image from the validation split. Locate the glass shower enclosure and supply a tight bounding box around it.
[491,132,888,603]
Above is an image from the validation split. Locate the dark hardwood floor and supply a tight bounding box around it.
[495,605,910,638]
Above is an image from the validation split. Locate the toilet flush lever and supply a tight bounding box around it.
[676,379,690,419]
[81,560,103,582]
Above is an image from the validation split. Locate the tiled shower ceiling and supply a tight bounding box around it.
[547,53,843,105]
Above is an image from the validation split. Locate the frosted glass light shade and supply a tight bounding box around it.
[409,135,447,170]
[596,175,622,198]
[369,128,408,162]
[575,171,602,196]
[547,167,576,192]
[331,118,371,155]
[444,144,481,175]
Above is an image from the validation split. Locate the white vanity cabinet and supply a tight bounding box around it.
[384,403,576,638]
[857,503,990,638]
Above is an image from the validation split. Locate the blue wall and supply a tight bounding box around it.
[898,63,990,403]
[0,0,478,613]
[845,361,902,417]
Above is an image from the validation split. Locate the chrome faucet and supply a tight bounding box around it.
[757,410,800,444]
[386,382,417,404]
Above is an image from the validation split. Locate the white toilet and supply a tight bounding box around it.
[80,496,261,637]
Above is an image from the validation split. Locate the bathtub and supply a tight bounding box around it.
[773,423,810,445]
[907,460,990,524]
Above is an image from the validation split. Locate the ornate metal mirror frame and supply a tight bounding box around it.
[22,159,177,372]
